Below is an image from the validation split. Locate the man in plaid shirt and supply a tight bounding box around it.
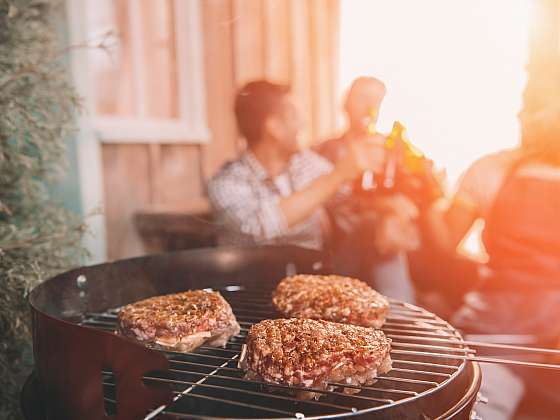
[208,80,385,250]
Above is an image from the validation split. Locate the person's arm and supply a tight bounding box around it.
[424,153,500,254]
[278,166,346,227]
[372,193,421,255]
[208,140,384,241]
[426,195,479,253]
[280,138,385,227]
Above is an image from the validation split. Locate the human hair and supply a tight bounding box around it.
[234,80,290,146]
[345,76,386,104]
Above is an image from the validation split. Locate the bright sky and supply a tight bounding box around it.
[339,0,531,187]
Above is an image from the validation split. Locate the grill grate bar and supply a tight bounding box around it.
[222,295,272,304]
[457,339,560,356]
[387,309,438,320]
[207,341,243,349]
[168,355,454,383]
[165,351,234,362]
[383,321,453,332]
[227,298,437,317]
[385,316,448,326]
[388,313,435,322]
[387,334,464,344]
[197,346,239,354]
[391,349,467,359]
[86,291,471,418]
[108,366,402,408]
[390,341,474,354]
[389,368,451,379]
[130,377,358,412]
[238,321,259,327]
[223,298,273,306]
[392,349,560,371]
[382,322,457,338]
[169,390,299,417]
[327,383,418,396]
[236,315,268,322]
[375,376,439,386]
[383,327,459,339]
[151,411,230,420]
[391,359,459,371]
[145,356,239,419]
[169,360,239,372]
[231,308,277,316]
[389,334,560,357]
[387,298,427,313]
[222,298,273,307]
[228,298,437,319]
[154,369,396,404]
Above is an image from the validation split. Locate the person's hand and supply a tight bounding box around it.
[375,193,419,220]
[374,214,420,255]
[373,194,420,255]
[335,135,386,182]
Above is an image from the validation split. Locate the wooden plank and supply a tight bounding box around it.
[139,0,178,118]
[309,0,326,142]
[157,144,204,205]
[309,0,339,142]
[201,0,240,179]
[262,0,291,83]
[328,0,340,133]
[148,143,162,204]
[289,0,313,147]
[101,144,151,259]
[232,0,265,86]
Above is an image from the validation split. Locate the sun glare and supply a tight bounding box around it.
[339,0,531,186]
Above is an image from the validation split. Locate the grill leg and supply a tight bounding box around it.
[475,364,524,420]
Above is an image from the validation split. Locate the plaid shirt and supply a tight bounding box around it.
[208,150,333,250]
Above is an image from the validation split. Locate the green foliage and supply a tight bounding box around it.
[0,1,85,418]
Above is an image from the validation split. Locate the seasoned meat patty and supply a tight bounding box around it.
[239,318,392,400]
[117,290,240,352]
[272,274,390,328]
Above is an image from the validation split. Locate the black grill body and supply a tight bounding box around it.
[25,246,481,420]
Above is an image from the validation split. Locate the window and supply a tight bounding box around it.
[68,0,209,143]
[66,0,209,263]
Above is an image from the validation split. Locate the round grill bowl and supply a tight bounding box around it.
[24,246,481,420]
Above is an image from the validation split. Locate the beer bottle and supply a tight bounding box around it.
[356,112,443,207]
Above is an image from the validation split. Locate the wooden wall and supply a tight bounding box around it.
[102,0,340,259]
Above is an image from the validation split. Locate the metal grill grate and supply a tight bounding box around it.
[81,286,470,419]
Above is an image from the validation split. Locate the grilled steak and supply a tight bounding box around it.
[239,318,392,400]
[272,275,390,328]
[117,290,240,352]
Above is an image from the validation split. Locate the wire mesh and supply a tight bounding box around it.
[82,287,468,419]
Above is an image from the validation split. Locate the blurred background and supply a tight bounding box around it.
[60,0,555,264]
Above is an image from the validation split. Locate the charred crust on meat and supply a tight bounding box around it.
[273,275,390,328]
[239,318,392,400]
[117,290,240,352]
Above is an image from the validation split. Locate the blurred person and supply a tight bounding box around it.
[316,77,421,301]
[426,105,560,419]
[208,80,385,250]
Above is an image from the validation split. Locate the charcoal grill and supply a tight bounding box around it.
[23,246,482,420]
